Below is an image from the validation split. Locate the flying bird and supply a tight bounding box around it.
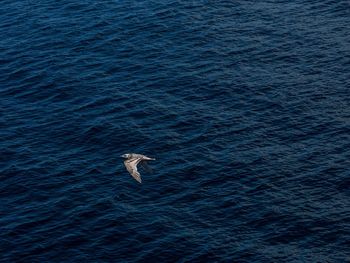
[121,153,155,183]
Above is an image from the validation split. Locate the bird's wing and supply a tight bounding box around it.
[124,158,142,183]
[140,161,153,173]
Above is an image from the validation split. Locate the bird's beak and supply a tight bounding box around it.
[120,155,125,158]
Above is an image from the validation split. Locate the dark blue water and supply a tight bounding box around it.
[1,0,349,262]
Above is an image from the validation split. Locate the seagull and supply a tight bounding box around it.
[121,153,155,183]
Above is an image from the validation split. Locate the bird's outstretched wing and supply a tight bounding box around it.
[140,161,153,173]
[124,158,142,183]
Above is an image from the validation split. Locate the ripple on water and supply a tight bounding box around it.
[1,0,350,262]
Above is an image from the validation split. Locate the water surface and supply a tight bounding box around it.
[1,0,349,262]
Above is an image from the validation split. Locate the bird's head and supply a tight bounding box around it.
[120,153,131,159]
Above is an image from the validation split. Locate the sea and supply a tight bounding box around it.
[1,0,349,262]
